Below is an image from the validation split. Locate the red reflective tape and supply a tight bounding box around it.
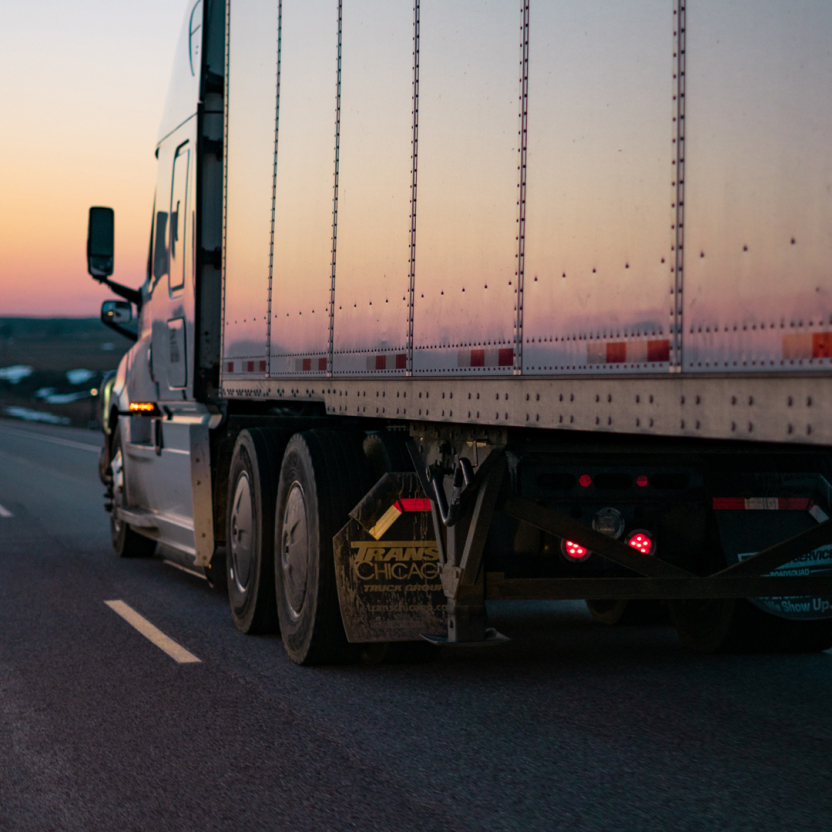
[318,357,327,371]
[375,355,386,370]
[302,358,311,371]
[226,361,234,373]
[395,353,407,370]
[647,339,671,363]
[470,349,485,367]
[246,360,255,372]
[812,332,832,358]
[779,498,810,510]
[606,342,627,363]
[398,498,431,512]
[259,360,267,372]
[713,497,812,510]
[498,348,514,367]
[713,498,745,509]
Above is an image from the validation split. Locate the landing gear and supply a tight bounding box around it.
[226,429,283,634]
[275,430,368,665]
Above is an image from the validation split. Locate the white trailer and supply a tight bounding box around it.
[87,0,832,662]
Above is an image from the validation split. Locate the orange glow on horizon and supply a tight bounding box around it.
[0,1,185,318]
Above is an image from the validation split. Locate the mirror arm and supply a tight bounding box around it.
[95,277,142,309]
[101,316,138,343]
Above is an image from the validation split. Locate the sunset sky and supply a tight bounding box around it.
[0,0,186,316]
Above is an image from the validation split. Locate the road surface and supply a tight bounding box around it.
[0,419,830,831]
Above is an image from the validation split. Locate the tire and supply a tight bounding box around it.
[226,429,284,634]
[586,599,669,626]
[275,430,369,665]
[109,426,156,559]
[669,597,784,654]
[772,617,832,653]
[668,530,832,653]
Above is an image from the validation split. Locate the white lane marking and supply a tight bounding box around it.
[0,504,12,518]
[163,559,208,581]
[104,600,201,664]
[0,425,100,453]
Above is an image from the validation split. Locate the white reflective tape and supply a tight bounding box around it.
[745,497,779,510]
[809,503,830,524]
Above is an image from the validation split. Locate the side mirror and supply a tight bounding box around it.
[100,299,137,343]
[102,300,132,325]
[87,206,114,279]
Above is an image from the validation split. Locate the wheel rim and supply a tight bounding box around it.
[230,472,254,593]
[281,483,309,618]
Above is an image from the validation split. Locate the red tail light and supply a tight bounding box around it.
[627,530,654,555]
[562,540,590,560]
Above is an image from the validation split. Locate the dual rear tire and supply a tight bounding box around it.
[274,431,369,665]
[225,428,368,663]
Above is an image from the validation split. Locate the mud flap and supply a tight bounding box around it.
[714,473,832,620]
[333,473,447,642]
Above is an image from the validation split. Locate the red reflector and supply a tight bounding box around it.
[579,474,592,488]
[647,339,671,363]
[636,474,648,487]
[606,342,627,364]
[627,532,653,555]
[712,498,746,510]
[498,348,514,367]
[397,498,431,512]
[564,540,589,559]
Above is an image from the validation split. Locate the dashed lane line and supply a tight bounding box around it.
[0,425,100,453]
[104,600,201,664]
[0,504,12,518]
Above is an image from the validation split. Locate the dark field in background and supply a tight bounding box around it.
[0,318,132,428]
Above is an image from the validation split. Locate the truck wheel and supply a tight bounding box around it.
[109,427,156,558]
[773,618,832,653]
[226,429,282,634]
[586,599,668,626]
[669,597,784,653]
[275,430,368,665]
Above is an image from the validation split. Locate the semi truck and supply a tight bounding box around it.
[87,0,832,663]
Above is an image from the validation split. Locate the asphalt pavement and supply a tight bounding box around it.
[0,418,830,831]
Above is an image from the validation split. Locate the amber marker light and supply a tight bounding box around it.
[129,402,158,414]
